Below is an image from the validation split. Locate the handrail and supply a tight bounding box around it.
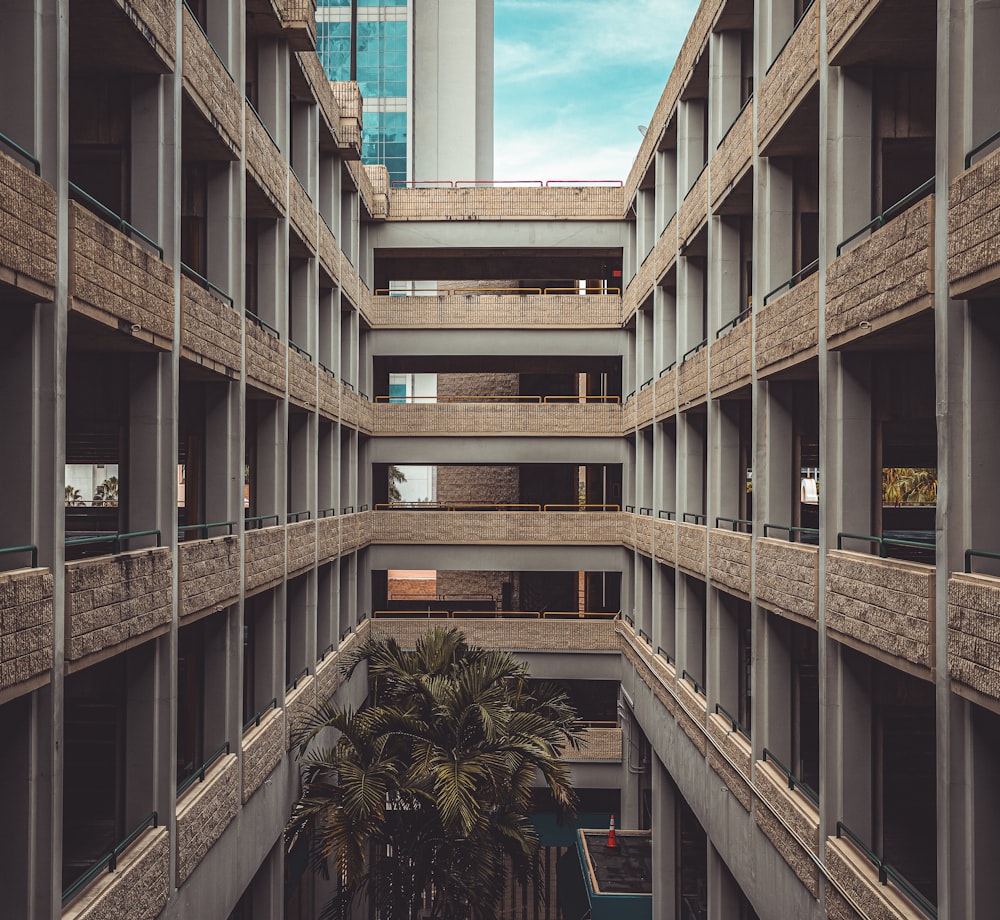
[714,702,750,740]
[177,741,231,797]
[623,613,635,627]
[372,285,622,297]
[637,628,651,644]
[178,520,235,539]
[763,523,819,542]
[624,505,635,513]
[342,381,354,392]
[242,697,278,733]
[288,340,312,361]
[0,544,39,568]
[965,548,1000,574]
[544,503,620,512]
[658,510,676,520]
[640,377,654,391]
[763,259,819,305]
[0,131,41,174]
[246,97,281,152]
[836,177,935,256]
[965,128,1000,169]
[682,512,707,524]
[245,513,280,529]
[639,507,652,516]
[287,510,311,523]
[65,530,161,553]
[286,666,310,692]
[319,361,335,377]
[318,641,337,661]
[682,339,708,362]
[318,507,337,518]
[835,822,937,919]
[62,811,159,906]
[716,517,752,533]
[180,262,234,308]
[341,624,354,640]
[716,305,753,338]
[342,506,354,514]
[837,531,935,558]
[246,310,280,339]
[659,361,677,376]
[680,669,705,696]
[765,0,816,75]
[716,92,754,151]
[762,748,818,806]
[657,646,675,664]
[68,182,163,258]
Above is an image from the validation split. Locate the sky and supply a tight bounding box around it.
[493,0,702,183]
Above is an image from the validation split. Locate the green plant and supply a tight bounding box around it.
[94,476,119,506]
[388,465,406,502]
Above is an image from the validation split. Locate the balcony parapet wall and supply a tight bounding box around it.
[245,109,287,215]
[707,714,752,809]
[241,706,283,803]
[245,525,286,595]
[286,520,316,576]
[245,318,286,398]
[678,348,708,409]
[330,82,362,157]
[758,2,819,151]
[825,835,923,920]
[568,727,623,761]
[288,348,317,410]
[754,761,820,898]
[180,276,242,378]
[755,537,819,624]
[711,316,752,396]
[285,673,317,750]
[654,366,678,421]
[178,535,240,619]
[948,146,1000,298]
[653,518,677,567]
[711,100,754,207]
[372,402,622,436]
[0,566,53,701]
[0,149,57,299]
[709,529,751,597]
[175,754,239,886]
[679,167,709,246]
[289,172,318,253]
[386,186,624,221]
[368,293,622,329]
[677,522,708,575]
[181,6,242,157]
[756,274,819,375]
[370,511,622,545]
[947,571,1000,707]
[296,52,343,148]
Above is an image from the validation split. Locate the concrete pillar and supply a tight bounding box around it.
[758,613,792,764]
[653,562,677,656]
[710,31,743,148]
[711,216,741,329]
[678,98,707,194]
[708,589,740,717]
[708,845,741,920]
[654,284,677,373]
[761,0,795,67]
[130,75,170,248]
[711,399,742,522]
[654,419,677,515]
[655,148,678,233]
[827,353,873,538]
[678,256,705,354]
[679,412,705,516]
[970,0,1000,146]
[828,644,872,834]
[760,158,793,299]
[830,67,873,246]
[652,756,678,920]
[678,574,706,686]
[759,380,793,528]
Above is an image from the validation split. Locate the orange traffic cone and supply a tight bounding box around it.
[607,813,618,848]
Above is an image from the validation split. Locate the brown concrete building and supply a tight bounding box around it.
[1,0,999,917]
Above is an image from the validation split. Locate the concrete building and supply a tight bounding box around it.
[1,0,999,918]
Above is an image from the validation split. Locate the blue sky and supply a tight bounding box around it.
[493,0,701,182]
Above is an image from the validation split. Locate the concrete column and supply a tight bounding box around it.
[638,306,654,385]
[761,0,794,67]
[636,554,653,639]
[130,75,170,249]
[678,412,705,516]
[653,284,677,373]
[638,186,655,262]
[653,562,677,656]
[708,845,740,920]
[970,0,1000,146]
[708,589,740,716]
[203,382,240,525]
[652,756,678,920]
[127,354,174,535]
[711,216,741,328]
[758,613,792,764]
[827,353,873,538]
[830,67,873,246]
[678,98,707,193]
[828,644,872,834]
[711,399,742,522]
[759,381,793,527]
[678,574,706,686]
[759,158,793,298]
[710,31,743,148]
[655,148,678,233]
[654,419,677,515]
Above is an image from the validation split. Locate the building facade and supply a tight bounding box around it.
[1,0,1000,918]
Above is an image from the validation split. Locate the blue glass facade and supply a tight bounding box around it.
[316,20,352,81]
[356,21,407,99]
[362,111,407,186]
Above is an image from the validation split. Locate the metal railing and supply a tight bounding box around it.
[287,510,311,523]
[0,544,39,568]
[836,177,935,256]
[286,666,310,692]
[658,510,676,520]
[69,182,163,258]
[374,393,620,404]
[373,285,622,297]
[682,339,708,362]
[965,548,1000,574]
[389,178,623,189]
[682,512,707,524]
[660,361,678,377]
[318,507,337,518]
[965,128,1000,169]
[763,259,819,306]
[180,262,234,308]
[178,521,235,540]
[319,361,335,378]
[623,613,635,627]
[342,505,354,514]
[242,697,278,733]
[62,812,159,906]
[763,523,819,543]
[716,305,753,338]
[656,646,675,665]
[65,530,161,554]
[835,822,937,919]
[246,97,281,152]
[245,513,280,529]
[639,507,653,516]
[716,93,754,151]
[318,641,337,661]
[714,703,750,740]
[246,310,280,339]
[681,669,705,696]
[716,517,752,533]
[0,130,40,174]
[762,748,818,807]
[637,628,651,644]
[372,609,620,621]
[837,531,935,559]
[177,741,231,797]
[288,340,311,360]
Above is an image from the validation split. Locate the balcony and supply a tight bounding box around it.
[276,0,316,51]
[63,542,172,667]
[629,254,655,315]
[711,99,754,210]
[0,557,53,703]
[177,528,239,620]
[709,526,751,597]
[286,517,316,576]
[567,724,624,762]
[826,544,935,674]
[678,343,708,409]
[826,191,934,348]
[339,253,361,310]
[653,514,677,567]
[296,52,343,151]
[386,184,625,222]
[339,382,364,431]
[948,139,1000,298]
[370,509,623,547]
[245,103,287,217]
[175,750,239,885]
[755,533,819,624]
[676,673,708,756]
[245,314,286,398]
[318,366,339,422]
[0,140,57,300]
[634,382,654,430]
[70,0,175,74]
[654,365,678,421]
[677,519,708,576]
[330,82,362,159]
[181,6,242,158]
[285,670,316,750]
[757,269,819,376]
[180,271,241,379]
[289,171,318,254]
[316,512,341,563]
[371,397,622,437]
[947,564,1000,708]
[318,218,341,287]
[244,519,285,595]
[711,312,752,396]
[622,511,654,557]
[61,818,169,920]
[241,701,283,803]
[654,216,677,282]
[679,167,709,247]
[287,345,316,410]
[708,708,752,809]
[68,199,174,350]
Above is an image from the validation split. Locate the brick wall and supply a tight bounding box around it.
[387,186,624,221]
[569,727,623,761]
[318,216,340,285]
[368,293,622,329]
[245,107,287,215]
[710,316,752,396]
[286,520,316,576]
[371,511,622,545]
[678,348,708,408]
[708,714,752,809]
[175,754,239,885]
[339,254,360,310]
[826,0,875,60]
[947,572,1000,703]
[372,402,621,436]
[289,171,318,253]
[708,529,751,597]
[124,0,176,68]
[825,836,916,920]
[288,348,317,410]
[317,514,340,562]
[0,567,53,697]
[653,215,677,283]
[64,548,172,662]
[436,462,519,505]
[756,273,819,373]
[295,52,343,147]
[178,535,240,619]
[245,525,285,594]
[755,538,819,623]
[676,522,707,575]
[434,571,513,608]
[181,6,242,156]
[654,366,677,421]
[679,167,709,245]
[180,276,242,378]
[948,146,1000,297]
[711,100,753,207]
[653,518,677,566]
[0,150,57,298]
[330,82,362,153]
[370,617,620,652]
[754,761,820,897]
[285,673,317,750]
[758,2,819,148]
[245,317,286,397]
[318,367,339,421]
[241,706,284,802]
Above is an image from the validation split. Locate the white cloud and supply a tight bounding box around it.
[494,126,643,183]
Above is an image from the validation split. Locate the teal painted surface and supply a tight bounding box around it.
[531,811,612,847]
[576,831,652,920]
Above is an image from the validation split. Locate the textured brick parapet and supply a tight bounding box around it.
[0,149,57,298]
[947,572,1000,704]
[286,520,316,575]
[635,385,654,430]
[318,216,340,284]
[65,548,172,662]
[676,700,707,756]
[677,677,707,727]
[758,2,819,149]
[318,368,339,421]
[754,762,820,898]
[679,167,709,245]
[676,522,707,575]
[175,754,239,885]
[181,6,241,156]
[628,254,654,314]
[372,402,621,436]
[339,384,363,431]
[62,826,169,920]
[653,518,677,566]
[289,172,318,252]
[653,216,677,283]
[567,727,623,761]
[363,164,390,219]
[241,706,284,802]
[340,254,361,309]
[330,82,363,155]
[111,0,176,69]
[678,348,708,408]
[711,100,753,207]
[69,202,174,349]
[826,198,934,344]
[633,514,654,557]
[244,525,286,594]
[245,106,287,215]
[368,293,622,329]
[708,714,752,807]
[755,537,819,623]
[621,395,637,434]
[245,316,286,397]
[285,674,317,749]
[827,0,880,62]
[369,616,620,652]
[317,514,341,563]
[709,529,751,597]
[178,535,239,619]
[948,146,1000,298]
[370,511,622,545]
[756,273,819,374]
[825,835,924,920]
[710,315,752,396]
[340,513,360,554]
[387,186,624,221]
[825,550,934,670]
[0,567,53,699]
[316,648,346,701]
[276,0,317,51]
[653,366,677,421]
[180,276,241,379]
[288,348,316,410]
[296,52,343,148]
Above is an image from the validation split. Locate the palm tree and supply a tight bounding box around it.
[388,465,406,503]
[286,627,580,920]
